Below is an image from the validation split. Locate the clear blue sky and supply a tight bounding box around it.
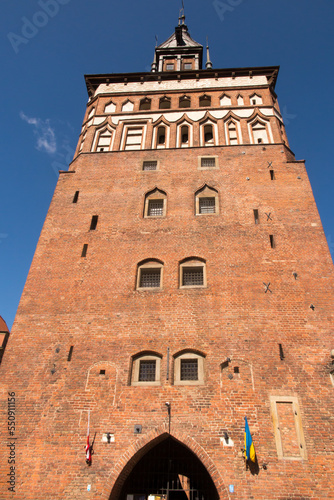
[1,0,333,329]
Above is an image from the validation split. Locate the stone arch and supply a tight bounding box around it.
[105,427,230,500]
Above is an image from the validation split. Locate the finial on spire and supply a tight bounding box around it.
[178,0,186,26]
[205,36,213,69]
[151,35,158,72]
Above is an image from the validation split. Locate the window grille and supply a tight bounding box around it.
[199,197,215,214]
[180,359,198,380]
[182,267,204,286]
[139,360,156,381]
[143,161,157,171]
[148,199,163,217]
[201,157,216,168]
[140,268,161,288]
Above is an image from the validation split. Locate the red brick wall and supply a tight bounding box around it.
[0,81,333,500]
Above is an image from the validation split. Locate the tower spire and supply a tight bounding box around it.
[151,35,158,72]
[178,1,186,26]
[205,36,213,69]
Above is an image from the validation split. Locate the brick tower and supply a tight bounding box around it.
[1,12,334,500]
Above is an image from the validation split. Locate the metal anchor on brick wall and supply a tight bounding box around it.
[263,282,272,293]
[265,212,272,221]
[267,161,273,168]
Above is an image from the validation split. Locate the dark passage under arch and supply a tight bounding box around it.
[117,436,219,500]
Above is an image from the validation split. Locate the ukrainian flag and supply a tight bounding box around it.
[244,417,256,462]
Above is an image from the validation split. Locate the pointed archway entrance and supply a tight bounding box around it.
[116,436,219,500]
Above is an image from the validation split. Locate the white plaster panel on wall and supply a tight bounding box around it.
[260,107,274,117]
[95,76,268,96]
[232,109,254,118]
[111,114,154,125]
[105,102,116,113]
[93,117,107,126]
[86,118,93,128]
[122,101,134,112]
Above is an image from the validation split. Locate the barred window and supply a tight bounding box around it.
[182,267,204,287]
[199,197,215,214]
[131,353,162,386]
[148,199,164,217]
[140,268,161,288]
[174,351,205,386]
[139,360,156,381]
[201,157,216,168]
[180,359,198,380]
[143,160,158,171]
[180,259,206,288]
[144,188,167,218]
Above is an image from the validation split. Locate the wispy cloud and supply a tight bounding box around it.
[20,112,57,154]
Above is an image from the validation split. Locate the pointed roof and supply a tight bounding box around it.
[0,316,9,332]
[158,25,202,49]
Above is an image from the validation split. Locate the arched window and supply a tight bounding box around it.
[179,95,191,108]
[220,94,232,106]
[250,93,263,105]
[195,185,219,215]
[136,259,164,289]
[199,94,211,107]
[174,350,205,385]
[179,258,206,288]
[131,352,162,386]
[157,126,166,146]
[159,96,171,109]
[251,120,269,144]
[204,124,214,145]
[144,188,167,218]
[237,95,244,106]
[139,98,151,110]
[104,101,116,114]
[93,127,113,152]
[227,121,238,145]
[180,125,189,147]
[122,100,134,112]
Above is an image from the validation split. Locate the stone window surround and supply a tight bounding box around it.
[136,260,164,290]
[179,258,207,289]
[197,155,219,170]
[143,189,167,218]
[174,351,205,386]
[270,395,307,460]
[131,353,162,386]
[195,185,219,216]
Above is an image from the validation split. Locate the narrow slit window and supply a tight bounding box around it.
[143,160,157,171]
[270,170,275,180]
[67,346,73,362]
[181,359,198,380]
[270,235,275,248]
[253,209,259,224]
[234,366,240,374]
[181,125,189,145]
[204,124,214,144]
[157,126,166,146]
[90,215,98,231]
[199,197,215,214]
[73,191,79,204]
[99,369,106,375]
[81,244,88,257]
[139,360,156,381]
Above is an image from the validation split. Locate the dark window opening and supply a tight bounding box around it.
[181,359,198,380]
[157,127,166,145]
[143,160,157,171]
[270,235,275,248]
[100,369,106,375]
[139,360,156,381]
[181,125,189,144]
[140,268,161,288]
[199,95,211,107]
[254,209,259,224]
[270,169,275,180]
[201,157,216,168]
[67,346,73,362]
[234,366,240,374]
[81,244,88,257]
[148,199,164,217]
[73,191,79,204]
[179,96,191,108]
[199,197,215,214]
[252,99,256,105]
[139,98,151,111]
[90,215,98,231]
[159,97,171,109]
[182,267,204,286]
[204,125,213,143]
